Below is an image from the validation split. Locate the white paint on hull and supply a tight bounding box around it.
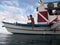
[6,27,60,34]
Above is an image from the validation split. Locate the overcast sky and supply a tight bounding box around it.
[0,0,38,17]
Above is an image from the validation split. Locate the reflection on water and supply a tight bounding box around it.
[0,33,60,45]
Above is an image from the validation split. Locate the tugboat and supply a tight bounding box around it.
[2,0,60,34]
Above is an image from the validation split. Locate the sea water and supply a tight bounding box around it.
[0,33,60,45]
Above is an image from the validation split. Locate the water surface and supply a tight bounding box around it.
[0,33,60,45]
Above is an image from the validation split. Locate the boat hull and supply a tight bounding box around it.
[6,27,60,35]
[2,22,60,34]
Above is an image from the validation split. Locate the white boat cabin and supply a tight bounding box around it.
[37,0,60,24]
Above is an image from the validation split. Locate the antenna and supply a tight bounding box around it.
[39,0,44,5]
[40,0,43,3]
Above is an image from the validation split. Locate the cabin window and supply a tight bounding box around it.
[57,2,60,7]
[54,10,60,15]
[48,9,60,15]
[47,3,54,15]
[47,3,54,8]
[48,10,53,15]
[36,7,38,11]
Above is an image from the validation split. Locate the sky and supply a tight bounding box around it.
[0,0,60,23]
[44,0,60,2]
[0,0,39,23]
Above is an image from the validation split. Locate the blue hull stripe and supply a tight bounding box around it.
[2,22,51,27]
